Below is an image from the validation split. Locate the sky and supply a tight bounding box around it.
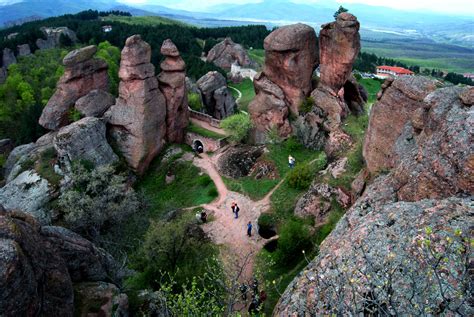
[116,0,474,15]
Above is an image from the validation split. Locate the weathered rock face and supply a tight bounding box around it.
[196,71,236,119]
[158,39,189,143]
[0,67,6,84]
[319,13,360,93]
[17,43,31,56]
[206,37,255,70]
[0,211,125,317]
[274,83,473,316]
[363,76,437,173]
[74,89,115,117]
[39,45,109,130]
[54,117,118,173]
[105,35,167,175]
[249,23,318,141]
[36,26,77,50]
[2,48,16,68]
[74,282,129,317]
[293,107,327,150]
[262,23,318,115]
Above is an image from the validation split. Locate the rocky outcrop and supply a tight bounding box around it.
[39,45,109,130]
[249,23,318,141]
[17,44,31,56]
[54,117,118,173]
[36,26,77,50]
[0,210,125,317]
[105,35,166,175]
[74,282,129,317]
[0,67,6,84]
[343,74,367,115]
[74,89,115,117]
[2,48,16,68]
[319,13,360,93]
[363,76,437,173]
[158,39,189,143]
[206,37,256,70]
[274,84,473,316]
[196,71,236,119]
[293,107,326,150]
[217,145,264,179]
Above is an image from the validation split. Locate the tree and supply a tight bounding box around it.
[334,5,349,19]
[220,113,252,143]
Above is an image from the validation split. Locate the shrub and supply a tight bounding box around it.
[274,219,313,267]
[287,164,313,190]
[58,164,140,239]
[220,113,252,143]
[299,96,315,114]
[188,92,202,111]
[68,108,82,122]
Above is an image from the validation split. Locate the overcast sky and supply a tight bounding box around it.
[117,0,474,15]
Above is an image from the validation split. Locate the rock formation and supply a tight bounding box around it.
[363,76,437,173]
[105,35,167,175]
[39,45,109,130]
[196,71,236,119]
[319,13,360,93]
[36,26,77,50]
[206,37,256,70]
[54,117,118,173]
[74,89,115,117]
[158,39,189,143]
[0,210,126,317]
[274,84,473,316]
[0,67,6,84]
[17,44,31,56]
[249,23,318,142]
[2,48,16,68]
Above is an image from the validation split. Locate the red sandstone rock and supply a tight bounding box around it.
[39,46,109,130]
[319,13,360,93]
[105,35,166,175]
[363,76,437,173]
[158,39,189,143]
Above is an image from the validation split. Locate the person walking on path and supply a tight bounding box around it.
[234,203,240,219]
[288,155,295,169]
[247,221,253,237]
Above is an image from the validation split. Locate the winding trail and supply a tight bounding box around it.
[228,86,242,105]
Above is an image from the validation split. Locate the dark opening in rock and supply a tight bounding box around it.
[193,140,204,153]
[263,239,278,252]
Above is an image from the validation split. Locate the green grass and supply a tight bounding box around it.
[187,122,226,140]
[36,148,62,187]
[358,78,382,105]
[137,151,218,218]
[223,176,279,200]
[248,48,265,65]
[229,78,255,111]
[101,15,188,27]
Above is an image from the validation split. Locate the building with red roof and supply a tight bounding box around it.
[376,66,414,78]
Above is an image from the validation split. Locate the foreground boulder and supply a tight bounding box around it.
[319,13,360,93]
[74,89,115,117]
[363,76,437,173]
[0,210,126,317]
[196,71,236,119]
[106,35,166,175]
[206,37,256,70]
[54,117,118,173]
[274,84,473,316]
[158,39,189,143]
[39,45,109,130]
[249,23,318,141]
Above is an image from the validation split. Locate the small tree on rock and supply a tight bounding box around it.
[220,112,252,143]
[334,6,349,19]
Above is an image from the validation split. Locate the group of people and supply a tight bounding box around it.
[231,202,254,237]
[240,278,267,314]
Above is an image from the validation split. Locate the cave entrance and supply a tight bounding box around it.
[193,140,204,153]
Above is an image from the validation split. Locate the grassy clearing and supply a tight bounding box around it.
[101,15,188,27]
[358,78,382,105]
[248,48,265,65]
[223,176,279,200]
[229,78,255,111]
[137,148,218,218]
[187,122,226,140]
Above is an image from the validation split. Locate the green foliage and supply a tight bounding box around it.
[68,108,82,122]
[357,78,382,105]
[101,15,189,27]
[222,176,279,200]
[187,122,225,140]
[36,147,62,186]
[187,92,202,111]
[0,48,65,144]
[334,5,349,19]
[299,96,315,114]
[258,213,277,231]
[445,72,474,85]
[287,163,313,190]
[248,48,265,65]
[137,155,217,218]
[96,41,121,95]
[220,112,252,143]
[59,33,73,47]
[229,78,255,111]
[58,163,141,239]
[313,199,345,245]
[202,38,220,54]
[274,219,313,267]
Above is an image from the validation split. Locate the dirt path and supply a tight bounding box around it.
[190,117,228,136]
